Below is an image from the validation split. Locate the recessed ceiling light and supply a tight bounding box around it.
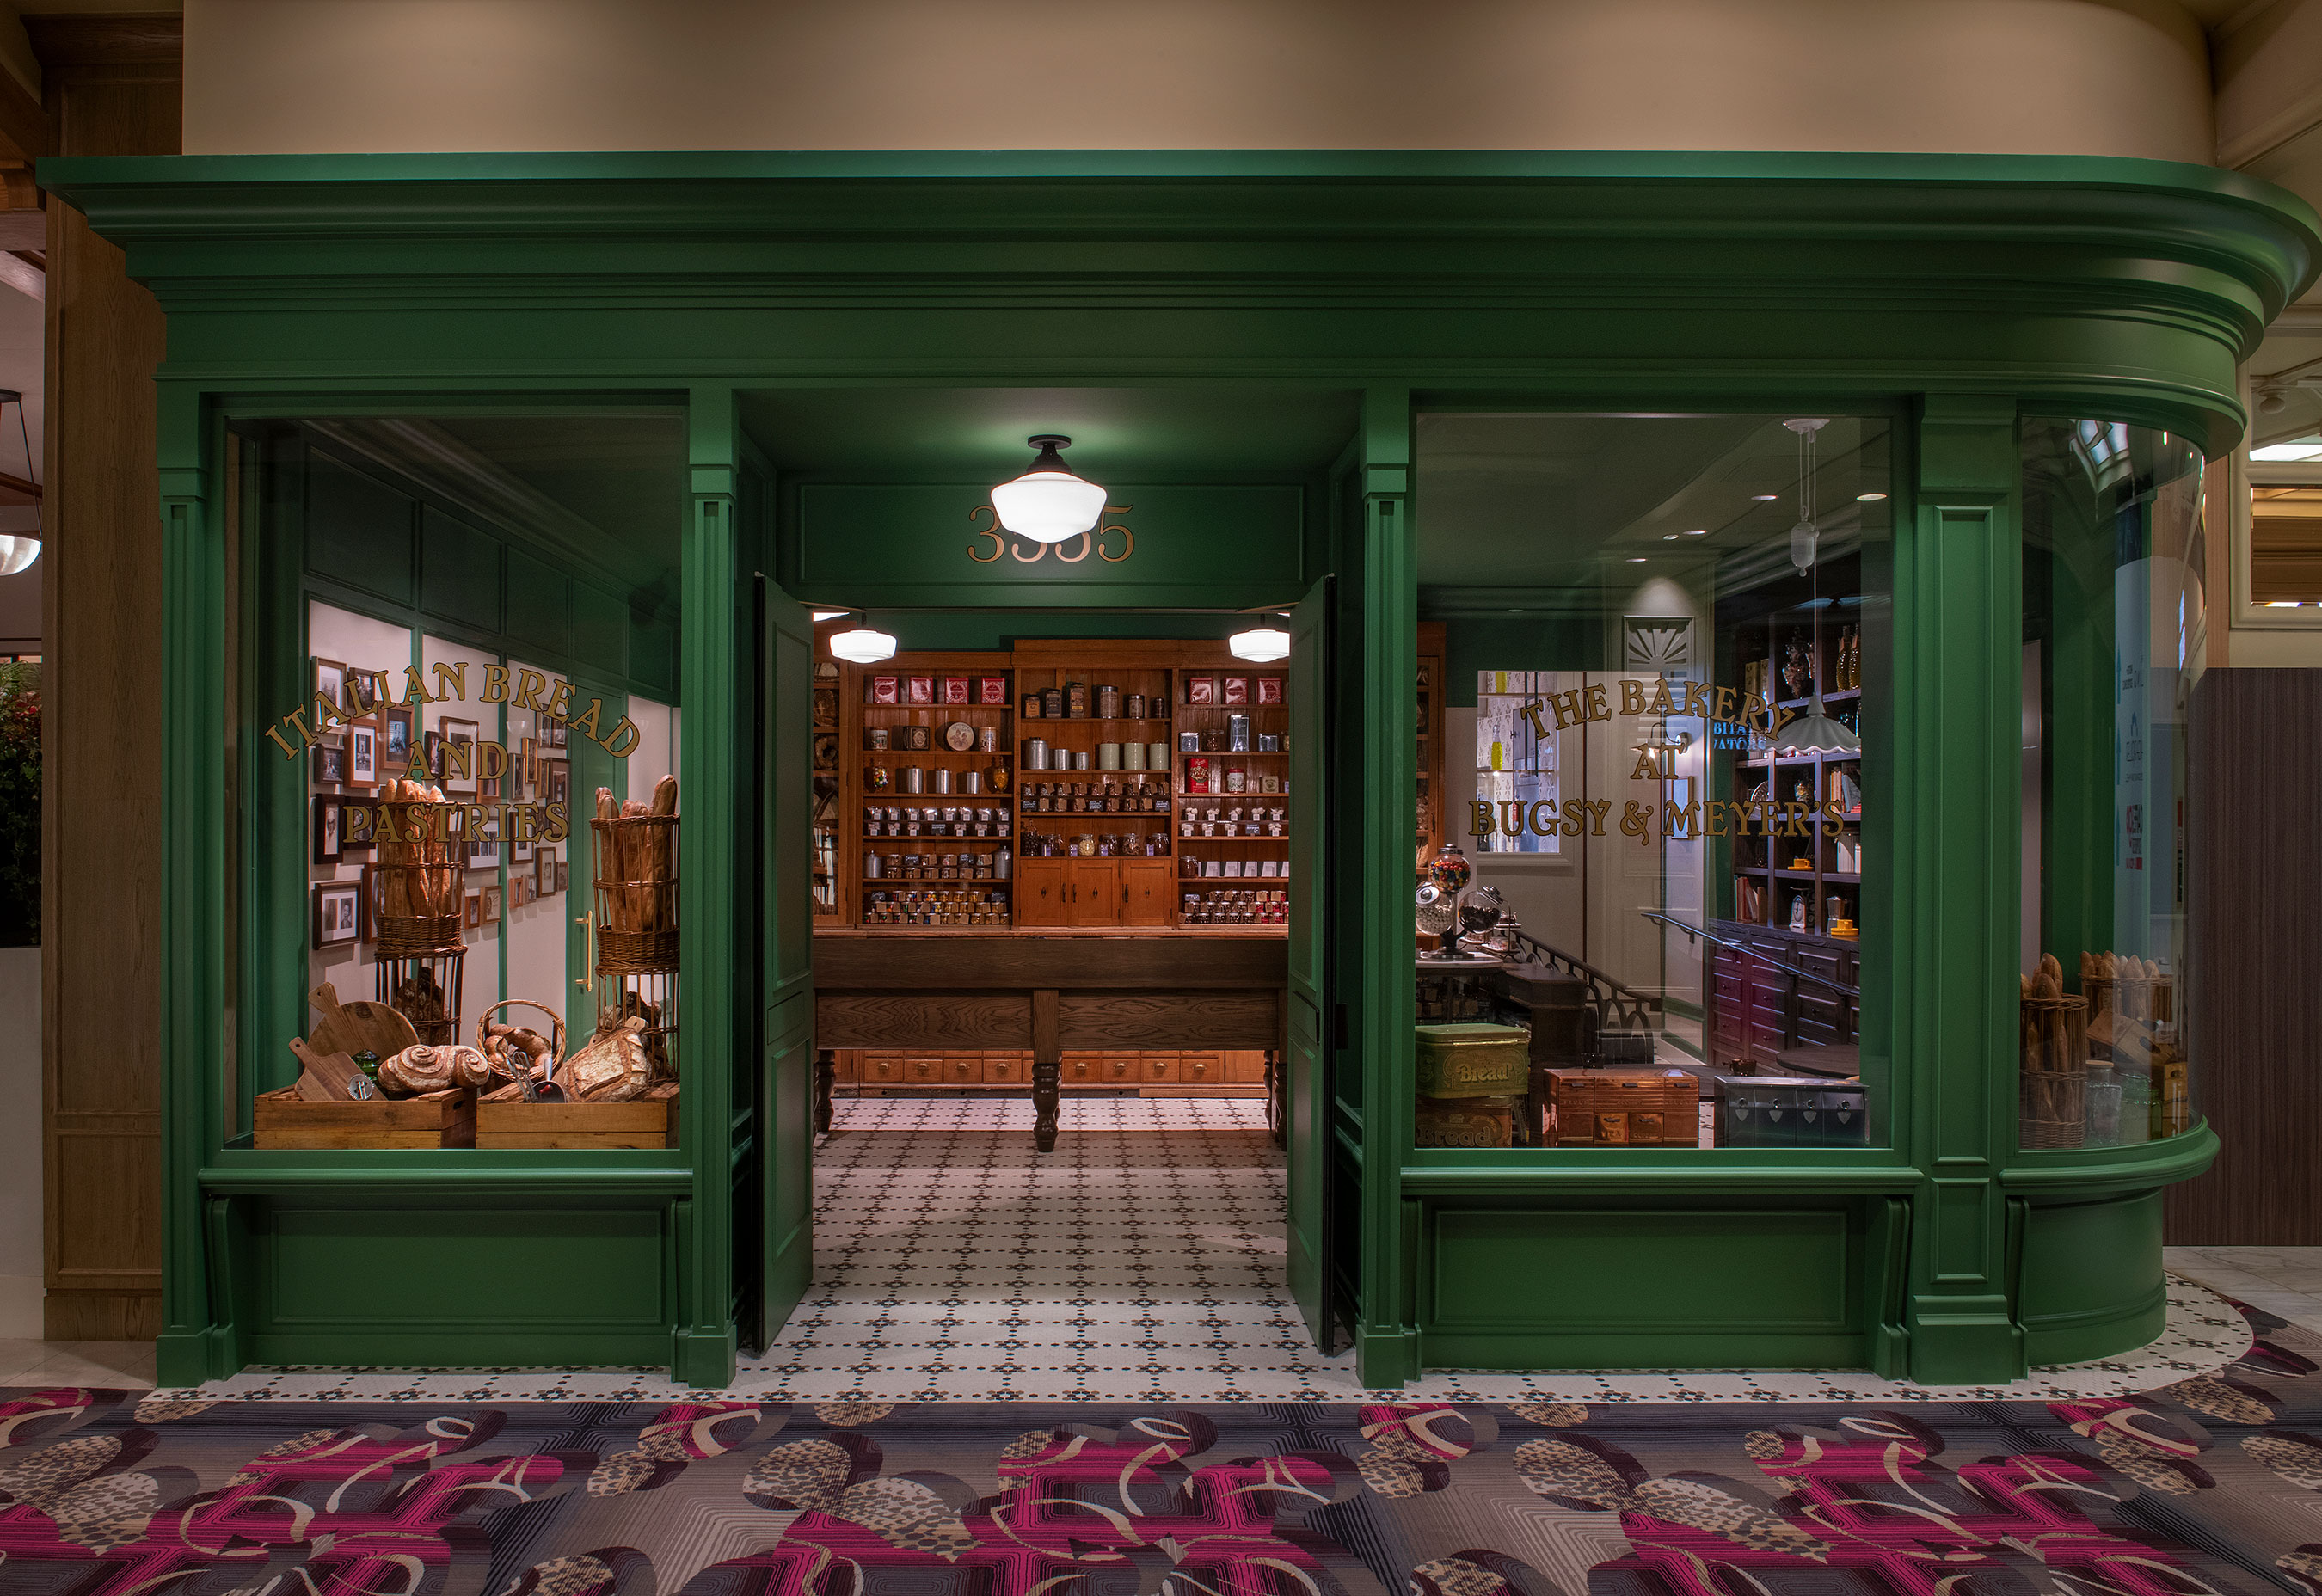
[1752,494,1778,501]
[1627,556,1647,563]
[1857,493,1888,502]
[1684,528,1707,537]
[811,611,848,621]
[1662,533,1680,540]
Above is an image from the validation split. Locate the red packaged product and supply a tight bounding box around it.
[977,676,1008,705]
[1222,677,1249,705]
[1186,677,1216,706]
[943,676,969,705]
[1187,757,1210,794]
[1256,677,1284,705]
[906,676,934,705]
[870,676,900,704]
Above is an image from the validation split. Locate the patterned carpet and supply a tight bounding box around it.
[7,1297,2322,1596]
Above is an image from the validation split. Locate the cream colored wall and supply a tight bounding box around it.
[183,0,2214,161]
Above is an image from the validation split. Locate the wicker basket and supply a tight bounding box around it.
[374,946,464,1047]
[2019,994,2088,1149]
[474,998,565,1094]
[593,813,679,968]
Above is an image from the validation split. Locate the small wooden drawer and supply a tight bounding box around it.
[1103,1053,1140,1081]
[1062,1056,1101,1084]
[1140,1053,1181,1083]
[983,1054,1025,1084]
[863,1053,908,1084]
[944,1055,980,1084]
[832,1051,861,1082]
[905,1056,944,1084]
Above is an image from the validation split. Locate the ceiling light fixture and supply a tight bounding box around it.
[1778,416,1859,759]
[1857,492,1888,502]
[991,433,1107,544]
[1228,625,1292,662]
[1662,534,1680,540]
[1752,494,1778,502]
[0,390,40,578]
[827,611,897,664]
[1684,528,1707,537]
[1627,556,1648,563]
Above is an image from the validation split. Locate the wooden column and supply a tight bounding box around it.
[34,15,181,1342]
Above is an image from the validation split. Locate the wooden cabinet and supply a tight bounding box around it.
[836,1044,1268,1098]
[1121,858,1176,927]
[1016,858,1074,927]
[1066,860,1116,927]
[1705,922,1860,1072]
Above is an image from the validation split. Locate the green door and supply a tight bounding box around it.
[755,578,819,1344]
[1287,577,1335,1349]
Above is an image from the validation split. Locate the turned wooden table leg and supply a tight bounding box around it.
[1266,1047,1286,1149]
[814,1049,836,1135]
[1031,986,1060,1153]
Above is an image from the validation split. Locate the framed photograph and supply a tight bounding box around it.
[467,808,501,870]
[482,884,502,924]
[311,739,347,786]
[519,736,538,796]
[347,720,379,787]
[510,877,529,910]
[311,794,341,864]
[340,797,378,856]
[440,716,480,796]
[379,705,414,772]
[546,719,567,749]
[556,859,569,893]
[546,758,568,810]
[464,888,482,930]
[313,881,360,948]
[513,832,535,864]
[312,656,347,715]
[537,848,556,896]
[342,666,390,717]
[421,728,445,783]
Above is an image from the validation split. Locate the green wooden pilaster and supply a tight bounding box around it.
[673,386,742,1386]
[1899,396,2025,1383]
[157,382,226,1387]
[1354,385,1419,1388]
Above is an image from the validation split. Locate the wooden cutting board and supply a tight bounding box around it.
[288,1036,375,1101]
[310,981,420,1059]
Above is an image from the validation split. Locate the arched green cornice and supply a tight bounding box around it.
[39,150,2320,453]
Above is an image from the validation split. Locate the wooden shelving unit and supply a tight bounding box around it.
[1416,620,1445,876]
[816,637,1291,934]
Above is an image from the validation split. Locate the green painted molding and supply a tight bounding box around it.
[2000,1124,2220,1196]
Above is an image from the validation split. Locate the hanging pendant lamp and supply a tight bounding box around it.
[826,611,897,665]
[1777,417,1860,758]
[0,390,40,577]
[990,434,1108,544]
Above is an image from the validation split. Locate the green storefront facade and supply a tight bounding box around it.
[40,150,2318,1391]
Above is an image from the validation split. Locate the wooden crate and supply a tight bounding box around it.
[254,1086,475,1149]
[1545,1068,1699,1147]
[476,1082,679,1149]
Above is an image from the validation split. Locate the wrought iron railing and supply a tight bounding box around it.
[1499,926,1665,1038]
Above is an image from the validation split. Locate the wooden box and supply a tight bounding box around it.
[254,1085,476,1149]
[1545,1068,1700,1147]
[476,1082,679,1149]
[1416,1093,1518,1147]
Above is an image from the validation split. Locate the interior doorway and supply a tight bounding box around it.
[748,606,1336,1395]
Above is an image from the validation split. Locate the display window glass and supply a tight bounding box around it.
[236,415,685,1151]
[1411,413,1892,1151]
[2018,420,2203,1148]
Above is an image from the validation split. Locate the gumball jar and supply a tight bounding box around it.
[1427,841,1472,896]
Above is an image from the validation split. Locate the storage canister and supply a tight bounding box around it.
[1412,1022,1533,1098]
[1123,740,1146,770]
[1126,692,1146,720]
[1097,742,1121,770]
[1148,742,1170,769]
[1025,739,1049,770]
[1096,684,1121,719]
[931,767,952,795]
[961,769,981,795]
[902,766,924,794]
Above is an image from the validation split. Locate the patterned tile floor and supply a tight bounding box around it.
[113,1096,2255,1403]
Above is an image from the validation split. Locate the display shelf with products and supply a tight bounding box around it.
[1416,621,1445,876]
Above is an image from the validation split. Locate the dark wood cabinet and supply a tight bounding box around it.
[1705,920,1859,1072]
[1015,857,1074,927]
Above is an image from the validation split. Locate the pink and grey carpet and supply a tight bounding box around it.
[4,1297,2319,1596]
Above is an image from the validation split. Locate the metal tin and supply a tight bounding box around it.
[1178,732,1200,752]
[1227,713,1250,752]
[1021,693,1043,718]
[1148,742,1170,769]
[931,768,952,794]
[865,727,889,750]
[978,724,998,752]
[902,766,924,794]
[961,769,981,794]
[1097,742,1121,770]
[1412,1022,1533,1099]
[1025,739,1049,770]
[1126,692,1146,720]
[1123,740,1146,770]
[1096,685,1121,719]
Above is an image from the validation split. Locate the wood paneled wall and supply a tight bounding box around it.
[36,15,180,1340]
[2165,668,2322,1244]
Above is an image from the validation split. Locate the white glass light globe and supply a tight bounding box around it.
[829,626,897,664]
[992,471,1108,544]
[1229,627,1292,663]
[0,535,36,577]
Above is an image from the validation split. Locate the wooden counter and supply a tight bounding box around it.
[814,933,1289,1150]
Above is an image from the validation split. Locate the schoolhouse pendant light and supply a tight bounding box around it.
[990,434,1107,544]
[1228,626,1292,663]
[827,611,897,665]
[0,390,40,577]
[1775,416,1861,759]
